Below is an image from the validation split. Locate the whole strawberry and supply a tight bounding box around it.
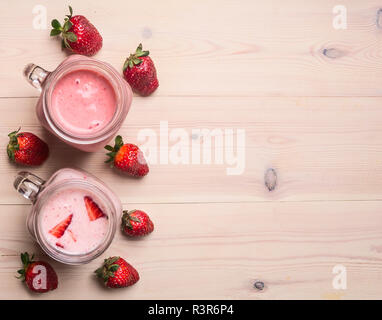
[105,135,149,177]
[122,210,154,237]
[7,128,49,166]
[95,256,139,288]
[123,44,159,96]
[17,252,58,293]
[50,6,102,56]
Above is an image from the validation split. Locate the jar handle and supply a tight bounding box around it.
[23,64,50,92]
[14,172,45,203]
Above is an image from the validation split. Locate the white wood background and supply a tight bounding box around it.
[0,0,382,299]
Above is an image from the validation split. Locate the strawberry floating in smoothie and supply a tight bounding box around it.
[84,196,106,221]
[49,214,73,238]
[40,188,109,254]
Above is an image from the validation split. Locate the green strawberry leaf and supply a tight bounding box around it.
[19,252,34,278]
[20,252,28,266]
[135,43,149,57]
[104,136,124,165]
[115,135,123,147]
[51,19,61,29]
[137,51,149,57]
[7,148,14,161]
[94,267,103,276]
[123,59,130,71]
[125,220,133,229]
[8,127,21,138]
[62,37,70,49]
[63,20,73,32]
[107,257,120,265]
[16,268,25,281]
[50,29,62,36]
[65,32,77,42]
[123,44,150,71]
[109,265,119,272]
[130,215,141,223]
[122,210,140,229]
[133,58,143,65]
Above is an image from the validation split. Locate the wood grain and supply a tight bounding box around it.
[1,201,382,299]
[1,97,382,204]
[0,0,381,300]
[1,0,382,97]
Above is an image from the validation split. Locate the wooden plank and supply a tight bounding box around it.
[1,97,382,204]
[0,201,381,299]
[0,0,381,301]
[0,0,382,97]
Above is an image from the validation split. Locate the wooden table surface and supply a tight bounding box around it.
[1,0,382,300]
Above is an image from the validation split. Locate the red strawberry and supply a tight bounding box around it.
[49,214,73,238]
[56,242,64,248]
[50,6,102,56]
[84,196,106,221]
[67,229,77,242]
[7,128,49,166]
[17,252,58,293]
[105,136,149,177]
[95,256,139,288]
[123,44,159,96]
[122,210,154,237]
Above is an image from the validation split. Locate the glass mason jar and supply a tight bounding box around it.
[14,168,121,265]
[24,55,132,152]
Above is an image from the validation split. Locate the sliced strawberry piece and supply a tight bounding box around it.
[56,242,64,248]
[49,214,73,238]
[84,196,106,221]
[67,229,77,242]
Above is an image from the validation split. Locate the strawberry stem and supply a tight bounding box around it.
[123,44,150,71]
[67,5,73,18]
[50,6,77,49]
[7,128,21,161]
[121,210,140,230]
[104,135,124,166]
[95,256,120,283]
[17,252,34,281]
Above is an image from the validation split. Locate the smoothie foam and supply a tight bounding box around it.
[39,187,109,254]
[50,69,116,135]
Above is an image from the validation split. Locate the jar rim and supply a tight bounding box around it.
[42,57,130,145]
[32,179,117,265]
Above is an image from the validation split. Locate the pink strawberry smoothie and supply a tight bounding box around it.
[50,69,116,136]
[39,187,109,254]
